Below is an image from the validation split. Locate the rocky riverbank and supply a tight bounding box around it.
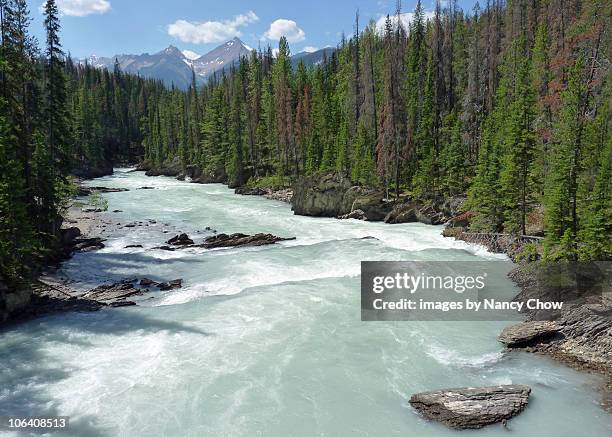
[289,172,465,225]
[496,262,612,410]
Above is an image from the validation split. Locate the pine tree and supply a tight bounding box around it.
[544,57,587,260]
[39,0,69,237]
[226,72,245,188]
[499,40,537,235]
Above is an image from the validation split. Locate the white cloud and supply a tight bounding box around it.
[54,0,111,17]
[375,11,434,34]
[264,19,306,43]
[168,11,258,44]
[182,50,200,60]
[302,46,318,53]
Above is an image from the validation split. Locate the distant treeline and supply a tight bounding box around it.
[0,0,610,283]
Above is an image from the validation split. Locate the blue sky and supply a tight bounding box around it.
[27,0,479,58]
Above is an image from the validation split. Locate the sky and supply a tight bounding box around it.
[26,0,479,59]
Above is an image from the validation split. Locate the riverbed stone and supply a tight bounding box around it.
[409,384,531,429]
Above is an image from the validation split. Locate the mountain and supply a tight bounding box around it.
[190,37,252,79]
[291,47,335,69]
[81,39,336,90]
[81,38,252,89]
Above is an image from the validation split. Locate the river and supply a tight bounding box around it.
[1,168,610,436]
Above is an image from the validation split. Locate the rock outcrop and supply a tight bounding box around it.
[71,161,114,179]
[15,278,186,320]
[292,173,370,217]
[349,192,393,221]
[291,173,466,225]
[145,158,182,177]
[498,321,562,347]
[502,264,612,374]
[409,385,531,429]
[384,202,418,224]
[187,163,226,184]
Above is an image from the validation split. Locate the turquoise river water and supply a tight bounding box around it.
[0,168,610,436]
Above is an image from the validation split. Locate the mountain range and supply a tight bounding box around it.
[81,37,334,90]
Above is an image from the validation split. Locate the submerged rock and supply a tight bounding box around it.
[409,385,531,429]
[498,321,562,347]
[200,233,295,249]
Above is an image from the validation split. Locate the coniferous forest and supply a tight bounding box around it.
[0,0,610,284]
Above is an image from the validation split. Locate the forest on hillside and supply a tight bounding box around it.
[0,0,610,283]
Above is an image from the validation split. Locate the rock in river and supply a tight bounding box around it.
[409,384,531,429]
[157,279,183,291]
[200,233,295,249]
[167,233,195,246]
[73,237,105,252]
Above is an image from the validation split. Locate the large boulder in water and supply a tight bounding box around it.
[166,233,194,246]
[410,384,531,429]
[200,233,295,249]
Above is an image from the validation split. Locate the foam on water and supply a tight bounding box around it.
[0,169,609,437]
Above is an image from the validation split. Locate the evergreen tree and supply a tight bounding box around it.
[544,58,587,260]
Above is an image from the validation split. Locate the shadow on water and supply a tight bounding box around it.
[64,249,205,286]
[0,306,212,436]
